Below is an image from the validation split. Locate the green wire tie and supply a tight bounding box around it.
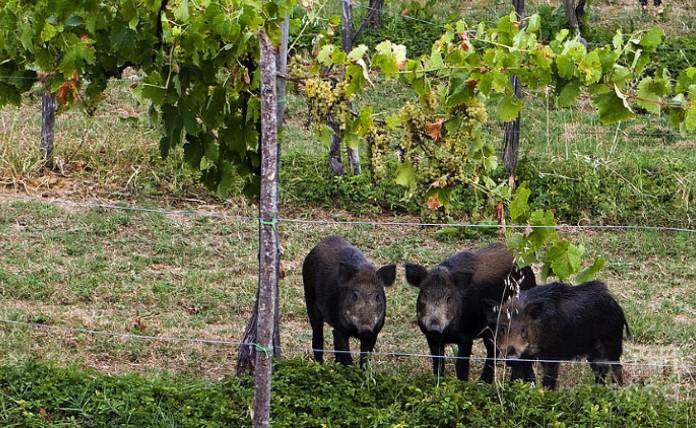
[254,343,273,358]
[260,217,278,230]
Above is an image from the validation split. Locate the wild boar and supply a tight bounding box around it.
[405,242,536,382]
[493,280,630,389]
[302,236,396,367]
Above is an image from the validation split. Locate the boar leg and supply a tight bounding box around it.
[333,330,353,365]
[588,359,610,385]
[605,339,624,385]
[480,337,496,383]
[455,339,473,381]
[427,336,446,377]
[610,363,624,386]
[307,307,325,363]
[509,360,536,384]
[540,362,560,390]
[358,336,377,368]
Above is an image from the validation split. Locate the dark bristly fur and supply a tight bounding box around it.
[405,242,537,382]
[494,280,630,390]
[302,236,396,367]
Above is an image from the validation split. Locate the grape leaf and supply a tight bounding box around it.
[497,95,523,122]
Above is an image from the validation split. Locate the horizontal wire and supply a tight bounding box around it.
[4,196,696,233]
[1,318,694,370]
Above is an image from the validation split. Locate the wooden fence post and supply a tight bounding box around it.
[342,0,361,175]
[40,91,56,166]
[252,30,280,428]
[276,16,289,127]
[503,0,524,178]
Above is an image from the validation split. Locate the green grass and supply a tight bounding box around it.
[0,200,694,386]
[1,359,694,427]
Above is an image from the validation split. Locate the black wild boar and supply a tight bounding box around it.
[302,236,396,367]
[405,243,536,382]
[493,280,630,389]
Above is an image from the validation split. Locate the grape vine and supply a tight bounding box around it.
[0,0,294,195]
[289,12,695,281]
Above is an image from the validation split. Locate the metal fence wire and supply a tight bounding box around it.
[0,195,695,376]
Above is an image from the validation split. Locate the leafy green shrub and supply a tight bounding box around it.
[1,359,694,427]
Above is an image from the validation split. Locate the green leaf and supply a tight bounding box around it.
[386,113,400,130]
[497,95,523,122]
[612,31,623,50]
[509,183,531,224]
[639,27,664,52]
[40,23,59,42]
[345,133,360,150]
[546,241,584,281]
[685,105,696,131]
[593,86,635,124]
[174,0,190,20]
[575,257,606,284]
[635,77,670,114]
[317,45,335,66]
[558,80,581,107]
[395,162,416,189]
[555,29,570,42]
[527,14,540,33]
[578,51,602,84]
[347,44,369,62]
[555,55,575,80]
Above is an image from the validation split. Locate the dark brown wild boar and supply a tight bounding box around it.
[302,236,396,367]
[492,280,630,389]
[405,243,536,382]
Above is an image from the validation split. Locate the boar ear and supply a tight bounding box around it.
[377,264,397,287]
[405,263,428,288]
[339,262,358,283]
[525,302,543,319]
[451,270,473,288]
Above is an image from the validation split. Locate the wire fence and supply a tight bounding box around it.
[1,318,693,371]
[1,196,695,390]
[3,195,696,233]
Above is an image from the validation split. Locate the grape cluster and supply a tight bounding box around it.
[288,55,308,78]
[302,78,353,132]
[366,126,390,180]
[393,97,492,191]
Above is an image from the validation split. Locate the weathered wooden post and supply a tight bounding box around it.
[252,29,280,428]
[40,91,56,166]
[503,0,524,178]
[342,0,361,175]
[276,16,289,126]
[237,19,287,377]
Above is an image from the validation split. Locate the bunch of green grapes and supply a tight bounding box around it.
[288,55,307,78]
[366,125,390,180]
[398,102,428,164]
[331,81,353,131]
[397,96,491,190]
[302,77,354,132]
[303,77,336,124]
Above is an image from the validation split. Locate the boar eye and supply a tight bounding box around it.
[374,293,380,302]
[521,326,528,339]
[352,290,360,301]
